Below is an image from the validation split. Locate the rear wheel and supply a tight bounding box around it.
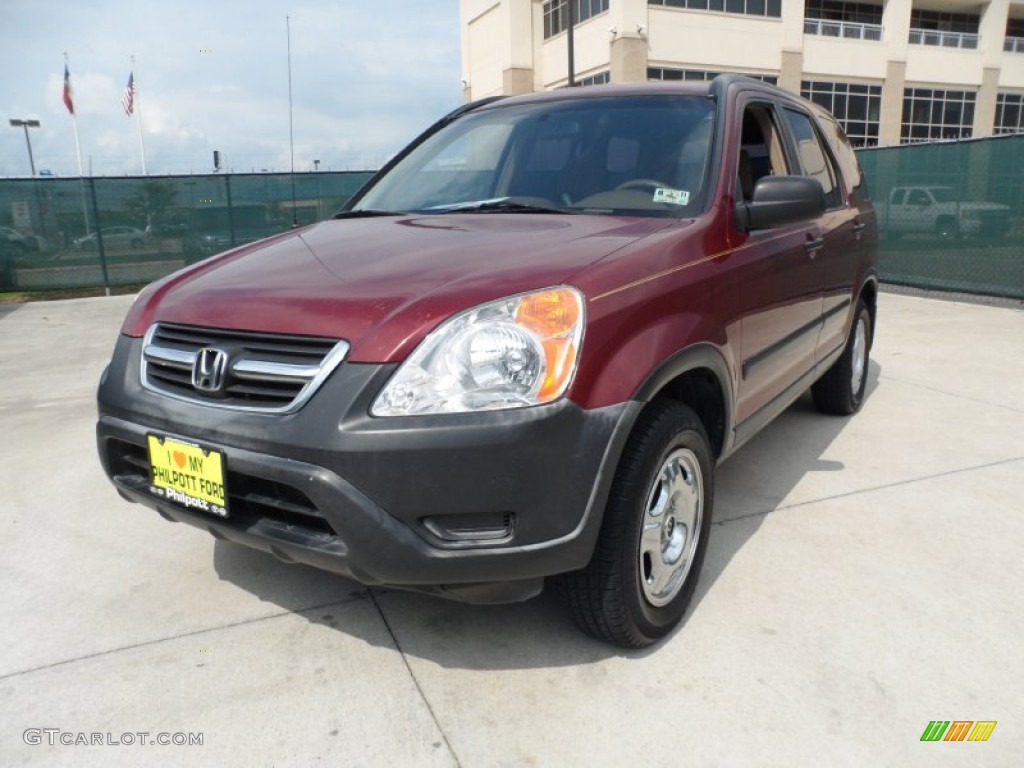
[560,400,713,647]
[935,217,959,241]
[812,299,871,415]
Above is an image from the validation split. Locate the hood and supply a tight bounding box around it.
[122,213,670,362]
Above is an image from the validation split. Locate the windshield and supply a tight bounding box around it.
[352,94,716,217]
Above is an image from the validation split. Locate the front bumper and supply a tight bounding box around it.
[97,334,637,603]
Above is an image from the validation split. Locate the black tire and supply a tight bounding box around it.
[812,299,872,415]
[559,400,714,648]
[935,217,959,241]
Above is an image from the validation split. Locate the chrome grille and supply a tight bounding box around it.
[141,323,349,412]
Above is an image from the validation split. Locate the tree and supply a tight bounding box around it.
[124,180,178,230]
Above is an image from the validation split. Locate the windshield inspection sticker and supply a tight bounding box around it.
[653,188,690,206]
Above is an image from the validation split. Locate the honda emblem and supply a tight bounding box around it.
[192,348,228,392]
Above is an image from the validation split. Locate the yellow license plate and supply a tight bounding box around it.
[147,434,227,517]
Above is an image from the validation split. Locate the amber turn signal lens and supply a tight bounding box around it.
[537,337,578,401]
[515,288,581,337]
[515,288,583,402]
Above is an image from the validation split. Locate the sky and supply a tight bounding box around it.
[0,0,463,177]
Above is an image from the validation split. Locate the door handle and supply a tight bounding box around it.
[804,236,825,257]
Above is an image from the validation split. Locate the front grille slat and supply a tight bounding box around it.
[141,322,349,413]
[226,383,297,398]
[231,360,321,382]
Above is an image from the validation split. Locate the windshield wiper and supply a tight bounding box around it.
[426,198,574,215]
[334,209,405,219]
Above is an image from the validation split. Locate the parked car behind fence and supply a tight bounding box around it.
[73,226,150,251]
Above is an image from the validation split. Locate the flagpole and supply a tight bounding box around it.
[131,55,148,175]
[65,52,91,237]
[287,16,298,228]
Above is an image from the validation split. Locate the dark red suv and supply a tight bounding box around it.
[97,76,877,647]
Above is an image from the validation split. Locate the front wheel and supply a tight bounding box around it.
[812,299,872,415]
[559,400,714,647]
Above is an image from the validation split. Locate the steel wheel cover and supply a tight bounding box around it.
[638,447,704,607]
[851,315,868,395]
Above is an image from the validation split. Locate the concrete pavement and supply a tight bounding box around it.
[1,291,1021,766]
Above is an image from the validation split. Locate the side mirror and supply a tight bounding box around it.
[736,176,826,232]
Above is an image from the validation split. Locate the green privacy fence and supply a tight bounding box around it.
[0,171,373,292]
[857,133,1024,300]
[2,136,1023,298]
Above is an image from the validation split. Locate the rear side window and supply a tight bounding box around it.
[782,108,842,209]
[907,189,931,206]
[816,113,864,193]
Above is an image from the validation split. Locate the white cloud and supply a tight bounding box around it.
[0,0,462,177]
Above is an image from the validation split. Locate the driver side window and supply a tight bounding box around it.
[737,104,788,203]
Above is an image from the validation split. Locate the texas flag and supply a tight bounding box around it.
[63,64,75,115]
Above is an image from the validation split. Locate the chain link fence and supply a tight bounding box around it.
[0,171,373,292]
[858,133,1024,300]
[2,135,1023,299]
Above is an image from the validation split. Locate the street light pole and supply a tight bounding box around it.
[9,119,41,177]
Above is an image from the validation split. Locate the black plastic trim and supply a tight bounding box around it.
[97,334,639,600]
[824,297,851,321]
[629,342,734,459]
[734,367,816,451]
[742,314,823,380]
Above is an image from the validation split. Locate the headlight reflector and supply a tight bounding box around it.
[372,286,584,416]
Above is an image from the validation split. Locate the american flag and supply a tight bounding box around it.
[63,64,75,115]
[122,72,135,116]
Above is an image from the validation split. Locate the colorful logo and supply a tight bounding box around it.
[921,721,997,742]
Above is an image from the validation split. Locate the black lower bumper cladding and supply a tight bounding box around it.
[97,334,637,603]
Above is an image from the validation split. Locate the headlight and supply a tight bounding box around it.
[372,286,584,416]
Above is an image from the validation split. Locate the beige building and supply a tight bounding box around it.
[460,0,1024,146]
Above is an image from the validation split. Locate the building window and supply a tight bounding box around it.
[908,10,979,49]
[801,80,881,147]
[648,67,778,85]
[647,0,781,19]
[543,0,610,39]
[1006,19,1024,53]
[803,0,882,41]
[901,88,976,143]
[995,93,1024,135]
[577,71,610,87]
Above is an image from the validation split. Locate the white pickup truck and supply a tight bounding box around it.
[876,186,1011,239]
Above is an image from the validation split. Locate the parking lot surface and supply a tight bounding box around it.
[1,291,1021,766]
